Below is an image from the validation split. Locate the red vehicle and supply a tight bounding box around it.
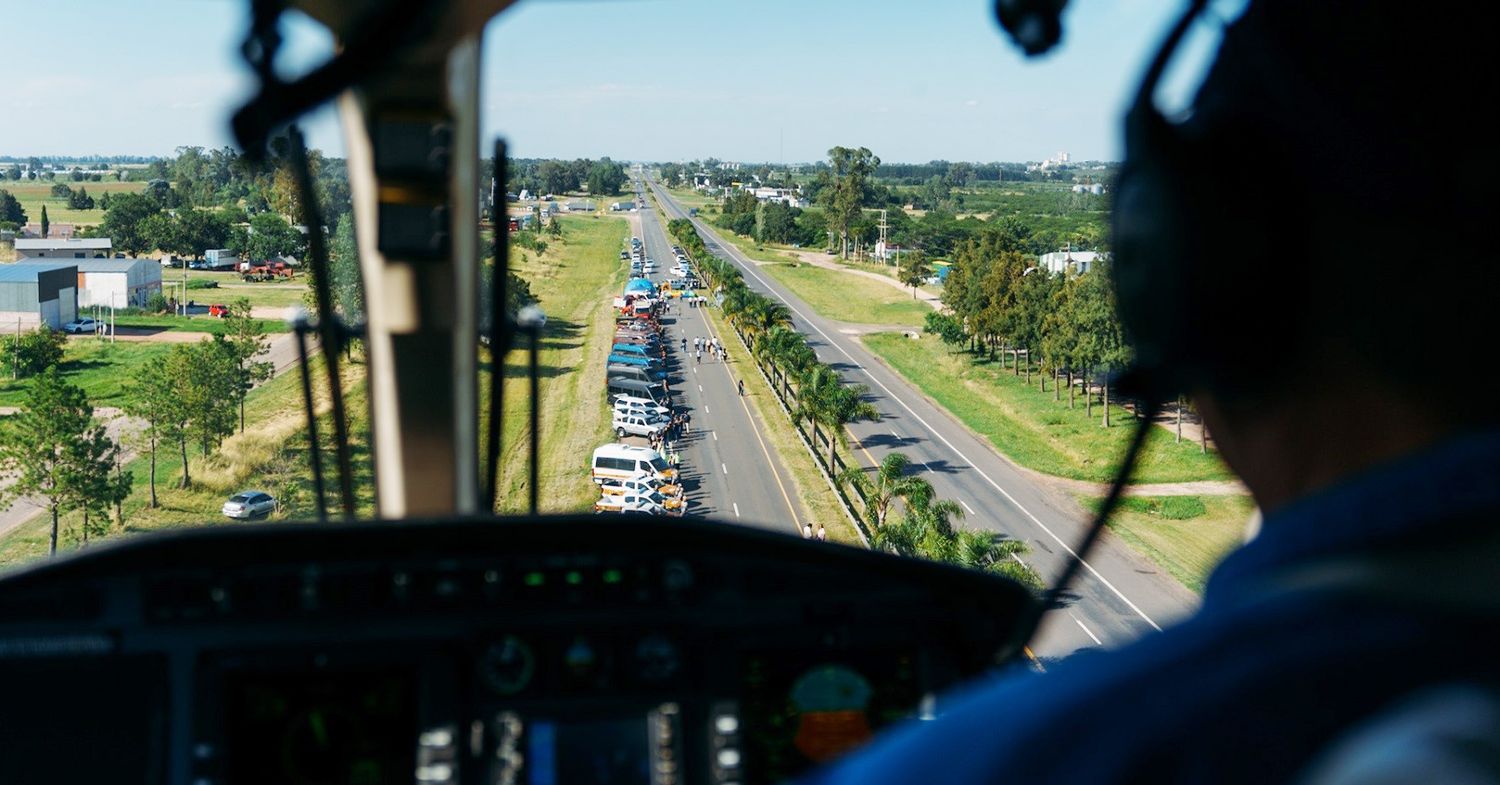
[208,303,231,318]
[242,261,296,282]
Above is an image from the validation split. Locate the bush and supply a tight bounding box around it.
[146,292,169,314]
[1,327,68,377]
[187,279,219,290]
[1119,496,1207,520]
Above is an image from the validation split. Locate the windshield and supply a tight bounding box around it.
[0,0,1244,662]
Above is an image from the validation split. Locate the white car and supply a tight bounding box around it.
[222,490,276,519]
[594,493,667,516]
[61,318,100,335]
[614,413,666,438]
[612,396,670,417]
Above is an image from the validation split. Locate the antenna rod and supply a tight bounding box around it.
[292,317,328,523]
[484,139,511,512]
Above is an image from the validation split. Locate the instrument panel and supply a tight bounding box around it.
[0,516,1032,785]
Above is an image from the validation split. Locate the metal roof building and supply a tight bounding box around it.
[0,263,79,329]
[13,237,113,259]
[73,258,163,308]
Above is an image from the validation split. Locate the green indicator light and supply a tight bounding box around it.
[524,572,545,587]
[565,571,583,586]
[603,569,623,584]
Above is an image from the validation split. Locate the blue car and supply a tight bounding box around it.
[611,343,659,358]
[608,353,662,370]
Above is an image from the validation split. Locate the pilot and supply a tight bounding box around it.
[805,1,1500,783]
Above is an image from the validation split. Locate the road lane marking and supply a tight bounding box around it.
[1070,612,1103,646]
[704,405,710,414]
[733,502,740,517]
[721,463,729,475]
[698,385,703,392]
[921,462,933,472]
[961,500,976,515]
[662,181,1162,633]
[712,432,718,441]
[891,429,900,439]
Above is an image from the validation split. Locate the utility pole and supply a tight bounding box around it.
[878,209,889,265]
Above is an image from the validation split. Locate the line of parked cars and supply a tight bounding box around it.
[590,235,689,517]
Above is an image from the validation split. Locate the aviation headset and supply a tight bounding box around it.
[1111,0,1292,406]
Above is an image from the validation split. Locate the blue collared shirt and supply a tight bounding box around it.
[801,429,1500,785]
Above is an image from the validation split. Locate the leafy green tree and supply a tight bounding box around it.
[537,160,573,196]
[898,251,932,298]
[124,355,185,507]
[102,192,163,256]
[50,182,73,199]
[0,189,25,225]
[176,209,232,260]
[821,146,880,259]
[586,159,627,196]
[68,186,95,210]
[0,369,114,555]
[139,212,180,257]
[2,328,67,378]
[795,364,879,472]
[246,211,304,261]
[923,311,966,349]
[40,204,49,238]
[4,164,19,180]
[223,299,274,433]
[184,337,240,455]
[65,417,124,546]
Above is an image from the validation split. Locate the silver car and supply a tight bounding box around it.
[222,491,276,519]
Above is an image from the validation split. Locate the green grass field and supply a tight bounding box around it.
[757,262,931,328]
[164,270,311,311]
[109,313,290,334]
[861,331,1234,484]
[1097,494,1255,593]
[0,340,175,408]
[0,358,373,570]
[487,215,629,513]
[0,179,147,225]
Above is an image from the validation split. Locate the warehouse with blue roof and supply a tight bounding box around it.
[0,263,79,330]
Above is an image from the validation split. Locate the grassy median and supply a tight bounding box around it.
[1096,494,1256,594]
[861,331,1234,484]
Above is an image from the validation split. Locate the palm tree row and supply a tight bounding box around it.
[669,218,878,475]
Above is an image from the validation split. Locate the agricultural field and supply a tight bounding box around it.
[0,179,148,225]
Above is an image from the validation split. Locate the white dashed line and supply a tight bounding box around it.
[1070,612,1104,646]
[961,500,976,515]
[704,406,710,414]
[733,502,740,517]
[712,432,718,441]
[721,463,729,475]
[891,430,900,439]
[698,385,703,392]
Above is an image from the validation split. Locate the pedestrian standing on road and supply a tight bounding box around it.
[681,337,687,352]
[695,349,702,364]
[816,524,826,541]
[802,522,813,539]
[683,412,691,434]
[738,379,745,396]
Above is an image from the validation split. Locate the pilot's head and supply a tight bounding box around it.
[1113,0,1495,509]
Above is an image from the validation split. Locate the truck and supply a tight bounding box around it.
[204,249,241,271]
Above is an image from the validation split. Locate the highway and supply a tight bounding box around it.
[628,186,806,536]
[644,176,1199,660]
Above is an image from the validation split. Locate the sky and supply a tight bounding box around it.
[0,0,1237,164]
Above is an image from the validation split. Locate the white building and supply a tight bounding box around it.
[13,237,113,259]
[1038,249,1105,275]
[746,186,807,207]
[74,258,163,308]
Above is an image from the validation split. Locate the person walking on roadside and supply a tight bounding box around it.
[738,379,745,396]
[802,522,813,539]
[695,349,702,364]
[816,525,826,542]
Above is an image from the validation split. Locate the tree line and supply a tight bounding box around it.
[0,301,273,556]
[667,217,1036,586]
[497,157,629,200]
[928,227,1132,426]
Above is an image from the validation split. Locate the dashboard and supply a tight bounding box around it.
[0,516,1033,785]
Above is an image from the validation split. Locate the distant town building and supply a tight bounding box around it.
[745,186,807,208]
[13,237,113,259]
[20,222,78,239]
[1070,183,1107,195]
[0,262,79,329]
[1038,249,1105,275]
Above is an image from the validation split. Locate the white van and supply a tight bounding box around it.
[591,444,677,485]
[613,412,666,438]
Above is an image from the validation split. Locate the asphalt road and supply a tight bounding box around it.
[645,177,1199,660]
[632,191,805,537]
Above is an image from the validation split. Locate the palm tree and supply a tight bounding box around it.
[841,452,931,530]
[743,300,792,339]
[816,379,879,473]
